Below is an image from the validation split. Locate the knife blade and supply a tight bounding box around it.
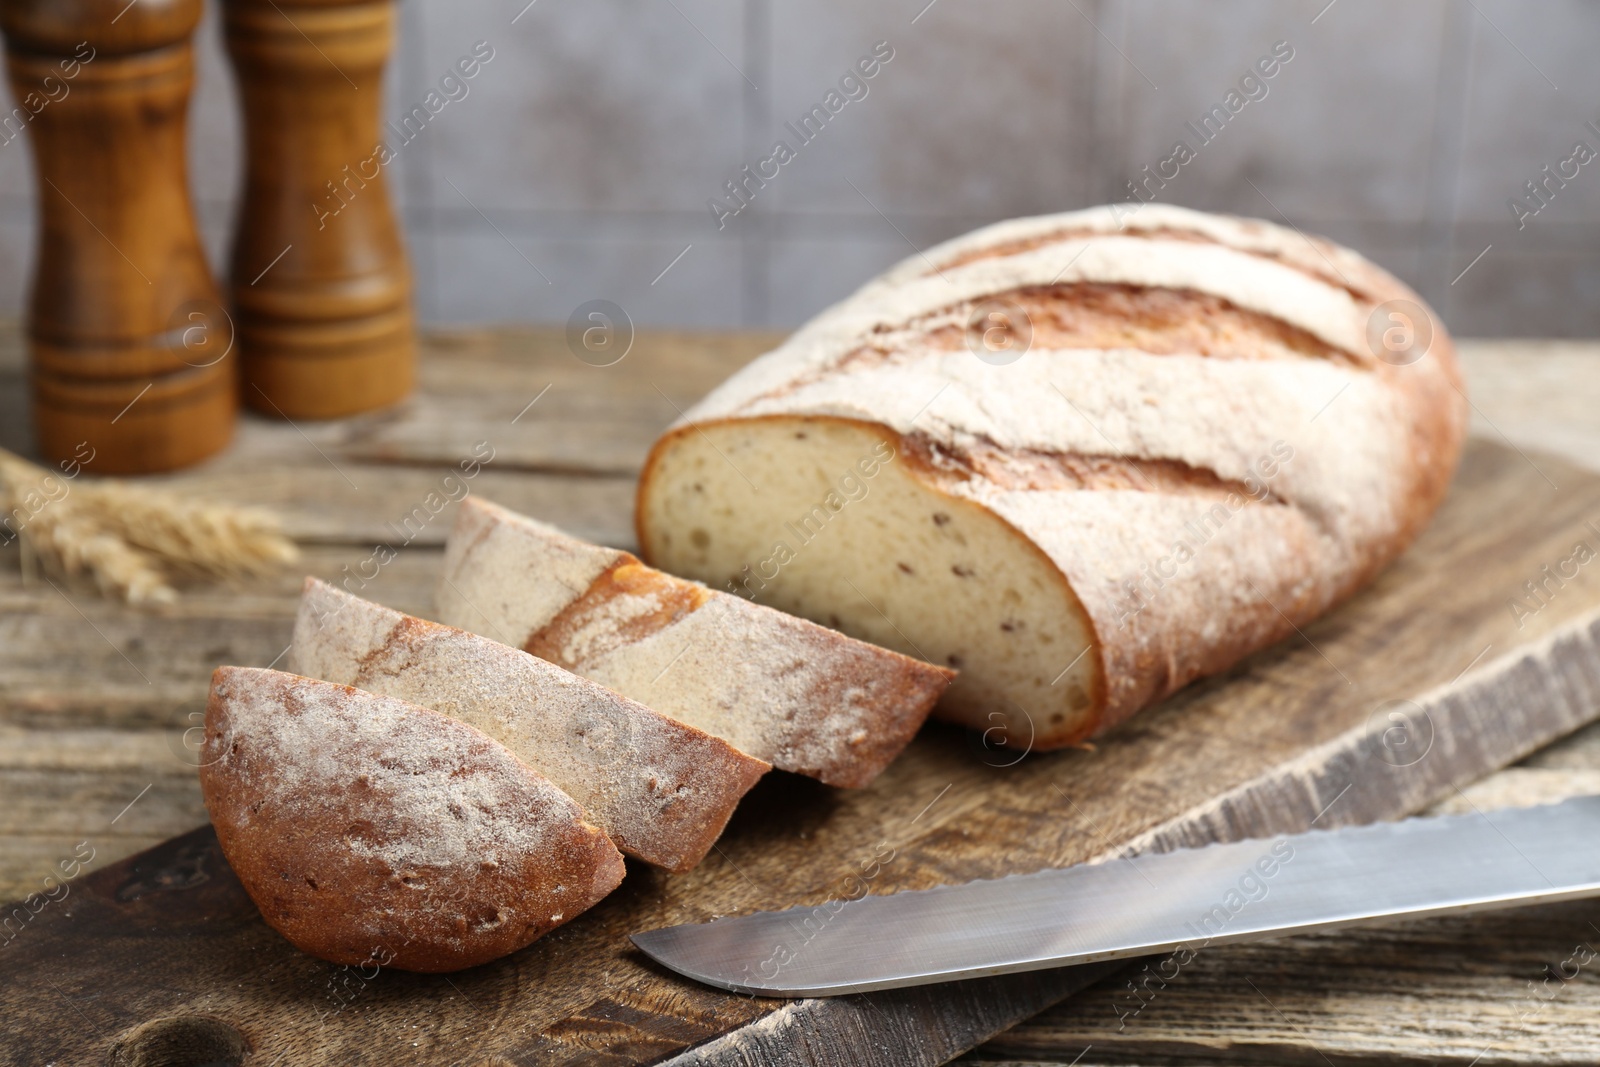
[633,794,1600,997]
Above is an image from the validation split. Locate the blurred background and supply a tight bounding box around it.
[1,0,1596,336]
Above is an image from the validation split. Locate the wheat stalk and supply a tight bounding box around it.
[0,448,299,603]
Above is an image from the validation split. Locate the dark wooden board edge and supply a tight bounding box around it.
[658,607,1600,1067]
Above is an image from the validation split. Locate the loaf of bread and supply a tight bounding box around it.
[290,578,768,872]
[434,497,955,787]
[199,667,624,972]
[635,204,1468,750]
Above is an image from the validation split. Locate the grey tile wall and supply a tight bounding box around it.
[1,0,1597,336]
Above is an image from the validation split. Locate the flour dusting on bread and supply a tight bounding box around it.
[200,667,624,972]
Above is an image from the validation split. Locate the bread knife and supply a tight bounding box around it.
[633,794,1600,996]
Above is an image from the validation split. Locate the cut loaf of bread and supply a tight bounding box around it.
[435,496,954,788]
[635,204,1468,750]
[290,578,768,873]
[199,667,624,973]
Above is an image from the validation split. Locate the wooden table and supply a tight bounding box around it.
[3,326,1600,1065]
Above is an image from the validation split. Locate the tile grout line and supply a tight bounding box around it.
[1417,0,1477,316]
[398,0,441,323]
[740,0,771,329]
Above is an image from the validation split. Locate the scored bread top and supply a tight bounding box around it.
[437,497,954,787]
[647,205,1468,728]
[435,498,622,651]
[198,667,625,973]
[290,578,768,873]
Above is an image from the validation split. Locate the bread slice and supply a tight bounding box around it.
[290,578,768,873]
[434,496,954,788]
[199,667,624,973]
[635,204,1469,750]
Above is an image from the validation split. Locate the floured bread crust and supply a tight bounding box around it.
[436,497,955,787]
[290,579,767,872]
[199,667,625,973]
[635,205,1468,749]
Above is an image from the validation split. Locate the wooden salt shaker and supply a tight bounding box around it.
[225,0,414,420]
[2,0,236,474]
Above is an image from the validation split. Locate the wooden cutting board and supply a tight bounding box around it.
[7,437,1600,1067]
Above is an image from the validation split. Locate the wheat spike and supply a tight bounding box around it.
[75,484,299,578]
[0,448,299,603]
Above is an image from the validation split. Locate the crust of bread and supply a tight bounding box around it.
[634,206,1468,748]
[436,497,955,788]
[198,667,625,973]
[289,579,767,872]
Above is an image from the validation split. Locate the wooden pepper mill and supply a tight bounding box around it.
[225,0,414,420]
[2,0,236,474]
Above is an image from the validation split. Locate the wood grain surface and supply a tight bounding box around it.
[3,329,1600,1067]
[225,0,416,421]
[1,0,236,472]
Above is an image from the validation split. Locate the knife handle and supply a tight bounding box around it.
[2,0,236,473]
